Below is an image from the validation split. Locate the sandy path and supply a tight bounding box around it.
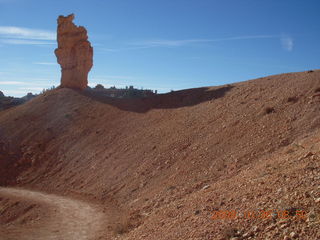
[0,187,105,240]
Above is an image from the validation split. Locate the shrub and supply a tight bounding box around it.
[287,96,298,103]
[264,107,275,114]
[94,84,105,90]
[40,86,56,94]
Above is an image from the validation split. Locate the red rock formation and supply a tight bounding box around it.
[55,14,93,90]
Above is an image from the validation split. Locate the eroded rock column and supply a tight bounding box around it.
[55,14,93,90]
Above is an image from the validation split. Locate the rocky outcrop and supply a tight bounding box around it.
[54,14,93,90]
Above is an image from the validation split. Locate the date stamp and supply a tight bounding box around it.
[211,209,307,220]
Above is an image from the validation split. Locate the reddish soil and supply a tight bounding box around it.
[0,70,320,239]
[0,187,106,240]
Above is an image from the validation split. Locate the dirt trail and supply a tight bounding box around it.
[0,187,105,240]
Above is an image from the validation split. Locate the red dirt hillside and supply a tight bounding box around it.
[0,70,320,239]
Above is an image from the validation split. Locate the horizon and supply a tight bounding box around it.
[1,0,320,97]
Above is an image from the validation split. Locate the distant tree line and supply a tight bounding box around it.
[0,86,56,111]
[91,84,158,98]
[0,83,158,111]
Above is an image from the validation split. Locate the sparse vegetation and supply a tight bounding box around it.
[40,86,56,95]
[287,96,299,103]
[0,94,25,111]
[264,107,275,114]
[91,84,157,98]
[64,114,71,119]
[0,87,54,111]
[1,70,320,239]
[94,84,104,90]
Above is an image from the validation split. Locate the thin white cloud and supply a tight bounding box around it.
[101,34,295,53]
[218,35,277,41]
[1,84,55,97]
[99,35,278,52]
[33,62,56,65]
[100,45,159,52]
[0,26,55,45]
[0,39,55,45]
[18,86,45,91]
[132,39,211,47]
[94,75,134,80]
[130,35,277,48]
[0,81,26,85]
[0,79,56,85]
[281,35,294,52]
[0,26,55,40]
[2,89,37,96]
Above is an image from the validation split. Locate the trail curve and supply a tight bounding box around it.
[0,187,105,240]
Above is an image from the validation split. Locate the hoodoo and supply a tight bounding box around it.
[55,14,93,90]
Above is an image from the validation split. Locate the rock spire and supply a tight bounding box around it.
[55,14,93,90]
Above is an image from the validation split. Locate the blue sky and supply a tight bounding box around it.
[0,0,320,97]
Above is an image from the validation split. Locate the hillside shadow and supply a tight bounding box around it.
[81,85,233,113]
